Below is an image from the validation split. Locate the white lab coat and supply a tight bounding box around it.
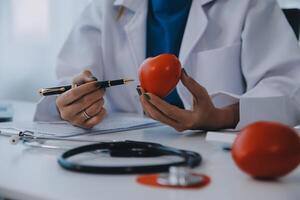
[34,0,300,129]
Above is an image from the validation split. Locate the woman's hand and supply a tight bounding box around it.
[56,70,107,129]
[138,69,239,131]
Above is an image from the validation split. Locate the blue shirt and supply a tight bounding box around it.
[146,0,192,108]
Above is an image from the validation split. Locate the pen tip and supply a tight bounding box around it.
[124,79,135,83]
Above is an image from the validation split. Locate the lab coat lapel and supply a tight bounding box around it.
[114,0,148,71]
[180,0,216,65]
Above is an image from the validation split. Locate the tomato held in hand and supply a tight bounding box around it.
[232,121,300,179]
[138,54,182,98]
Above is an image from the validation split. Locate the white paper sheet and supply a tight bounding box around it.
[206,127,300,149]
[0,113,161,137]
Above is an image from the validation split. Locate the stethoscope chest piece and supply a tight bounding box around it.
[157,166,204,187]
[136,166,211,189]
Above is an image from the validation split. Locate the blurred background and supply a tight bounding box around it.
[0,0,299,102]
[0,0,90,102]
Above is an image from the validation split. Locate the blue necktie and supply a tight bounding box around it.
[146,0,192,108]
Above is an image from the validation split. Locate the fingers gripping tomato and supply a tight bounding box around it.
[139,54,182,98]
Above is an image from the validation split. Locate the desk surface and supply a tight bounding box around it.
[0,100,299,200]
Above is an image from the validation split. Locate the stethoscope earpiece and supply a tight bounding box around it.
[9,135,20,145]
[8,131,34,145]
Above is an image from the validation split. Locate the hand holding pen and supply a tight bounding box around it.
[39,78,133,96]
[52,70,133,129]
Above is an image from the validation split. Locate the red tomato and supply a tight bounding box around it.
[139,54,182,98]
[232,121,300,179]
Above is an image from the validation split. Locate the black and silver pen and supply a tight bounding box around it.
[38,79,134,96]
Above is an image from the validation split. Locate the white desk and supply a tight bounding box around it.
[0,100,299,200]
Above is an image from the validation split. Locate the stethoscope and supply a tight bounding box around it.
[0,128,110,149]
[0,129,205,186]
[57,140,202,174]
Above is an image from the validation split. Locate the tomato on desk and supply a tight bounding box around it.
[232,121,300,179]
[138,54,182,98]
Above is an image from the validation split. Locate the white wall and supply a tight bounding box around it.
[0,0,90,102]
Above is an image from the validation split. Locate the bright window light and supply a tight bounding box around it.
[12,0,49,39]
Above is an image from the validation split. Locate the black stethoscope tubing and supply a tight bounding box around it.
[58,140,202,174]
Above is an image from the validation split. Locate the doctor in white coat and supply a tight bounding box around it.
[35,0,300,131]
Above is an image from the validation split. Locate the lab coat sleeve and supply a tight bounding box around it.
[236,0,300,128]
[34,1,106,122]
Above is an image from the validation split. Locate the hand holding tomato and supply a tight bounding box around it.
[232,121,300,179]
[137,54,240,131]
[139,54,182,98]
